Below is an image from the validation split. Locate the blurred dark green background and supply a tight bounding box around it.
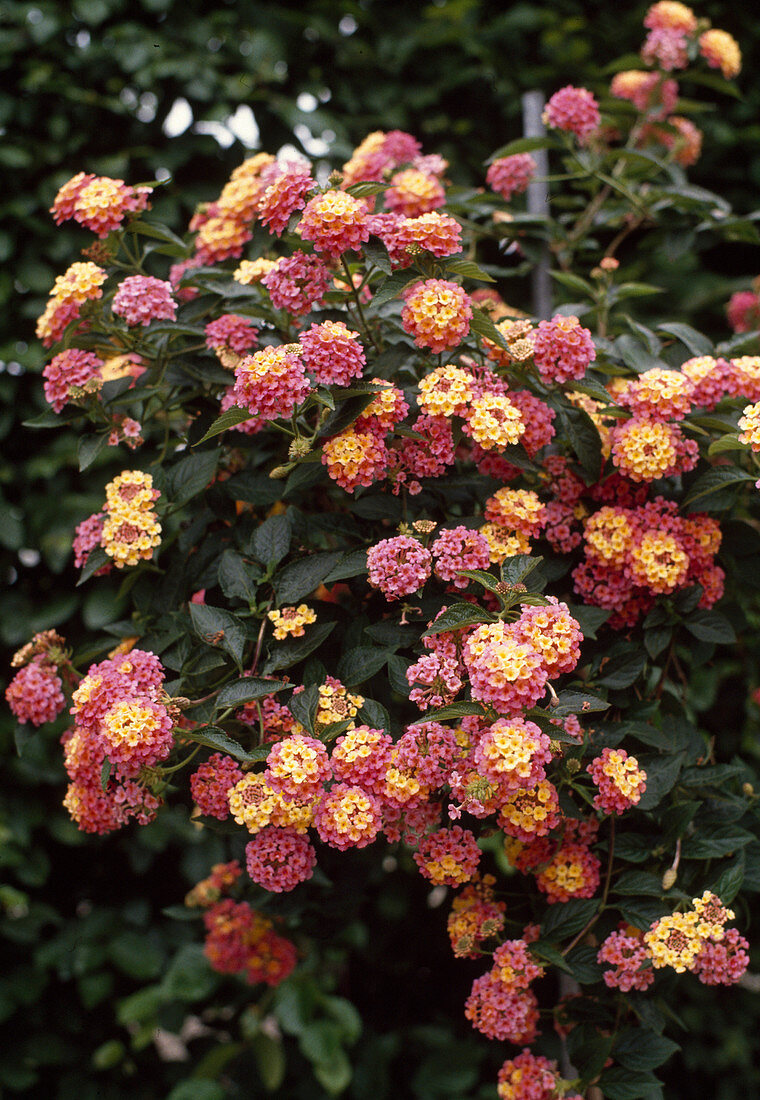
[2,1,759,1095]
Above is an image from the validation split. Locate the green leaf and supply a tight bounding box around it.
[564,943,605,985]
[188,604,247,670]
[455,568,502,593]
[288,683,320,734]
[657,322,713,356]
[598,1068,663,1100]
[77,546,111,586]
[264,622,336,672]
[336,646,391,687]
[182,725,255,763]
[249,514,291,568]
[567,603,610,639]
[128,218,188,252]
[614,871,666,897]
[445,258,495,283]
[708,433,745,457]
[501,554,544,587]
[636,752,686,811]
[486,135,553,161]
[323,549,368,583]
[614,1029,680,1072]
[682,827,756,860]
[78,433,108,472]
[100,757,112,791]
[274,551,344,604]
[161,945,217,1003]
[169,450,218,507]
[709,857,745,905]
[558,405,602,480]
[363,236,392,274]
[357,698,391,733]
[346,180,388,198]
[551,691,609,717]
[551,270,594,297]
[195,406,254,444]
[215,677,290,708]
[540,898,598,940]
[252,1032,286,1093]
[614,282,662,300]
[218,549,259,602]
[598,651,646,690]
[421,603,497,636]
[409,701,486,724]
[470,306,509,347]
[683,610,736,644]
[371,270,420,307]
[682,466,756,510]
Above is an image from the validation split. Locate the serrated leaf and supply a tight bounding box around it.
[249,514,291,568]
[170,450,218,507]
[597,650,646,690]
[195,406,254,445]
[682,466,755,510]
[636,752,685,811]
[181,725,254,762]
[657,322,713,356]
[540,898,598,939]
[552,691,609,717]
[709,857,745,905]
[323,549,368,583]
[682,827,756,859]
[558,405,602,480]
[288,683,320,734]
[470,306,509,347]
[455,568,502,593]
[614,871,666,897]
[708,433,745,457]
[188,604,247,670]
[215,677,290,709]
[264,621,336,672]
[614,1030,680,1073]
[371,270,420,308]
[218,549,259,602]
[357,697,391,733]
[336,646,390,687]
[422,603,497,636]
[362,236,392,274]
[445,258,495,283]
[77,546,111,586]
[551,270,594,297]
[410,700,486,724]
[274,551,344,604]
[683,610,736,644]
[597,1068,663,1100]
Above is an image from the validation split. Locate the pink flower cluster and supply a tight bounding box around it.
[258,163,316,235]
[112,275,177,326]
[544,86,600,141]
[261,250,331,316]
[598,926,655,992]
[367,535,432,600]
[532,314,596,384]
[245,825,317,892]
[204,314,259,354]
[486,154,536,200]
[413,824,482,886]
[431,525,491,588]
[190,752,244,819]
[232,345,312,424]
[5,655,65,726]
[299,320,366,386]
[203,898,297,986]
[51,172,151,237]
[43,349,103,412]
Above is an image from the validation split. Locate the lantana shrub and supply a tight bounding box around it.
[10,5,760,1096]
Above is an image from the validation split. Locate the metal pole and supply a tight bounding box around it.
[521,91,553,320]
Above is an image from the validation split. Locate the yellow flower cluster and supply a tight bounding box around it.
[484,488,545,533]
[227,772,314,834]
[628,531,689,593]
[234,258,278,284]
[611,418,676,481]
[36,261,107,344]
[699,28,741,79]
[738,402,760,450]
[466,393,525,451]
[584,507,632,566]
[101,700,161,752]
[647,1,697,32]
[101,470,162,569]
[267,604,317,640]
[317,681,364,728]
[478,525,530,565]
[418,365,475,417]
[498,781,558,838]
[645,892,734,972]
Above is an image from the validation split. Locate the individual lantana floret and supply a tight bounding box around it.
[417,365,475,418]
[486,154,536,201]
[544,86,601,141]
[232,344,311,422]
[430,525,491,588]
[321,427,389,492]
[597,925,655,992]
[190,753,245,820]
[245,825,317,892]
[267,605,317,640]
[367,535,432,601]
[402,279,473,353]
[298,320,366,386]
[112,275,177,326]
[297,189,370,257]
[413,824,482,886]
[587,747,647,814]
[532,314,596,384]
[699,28,742,79]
